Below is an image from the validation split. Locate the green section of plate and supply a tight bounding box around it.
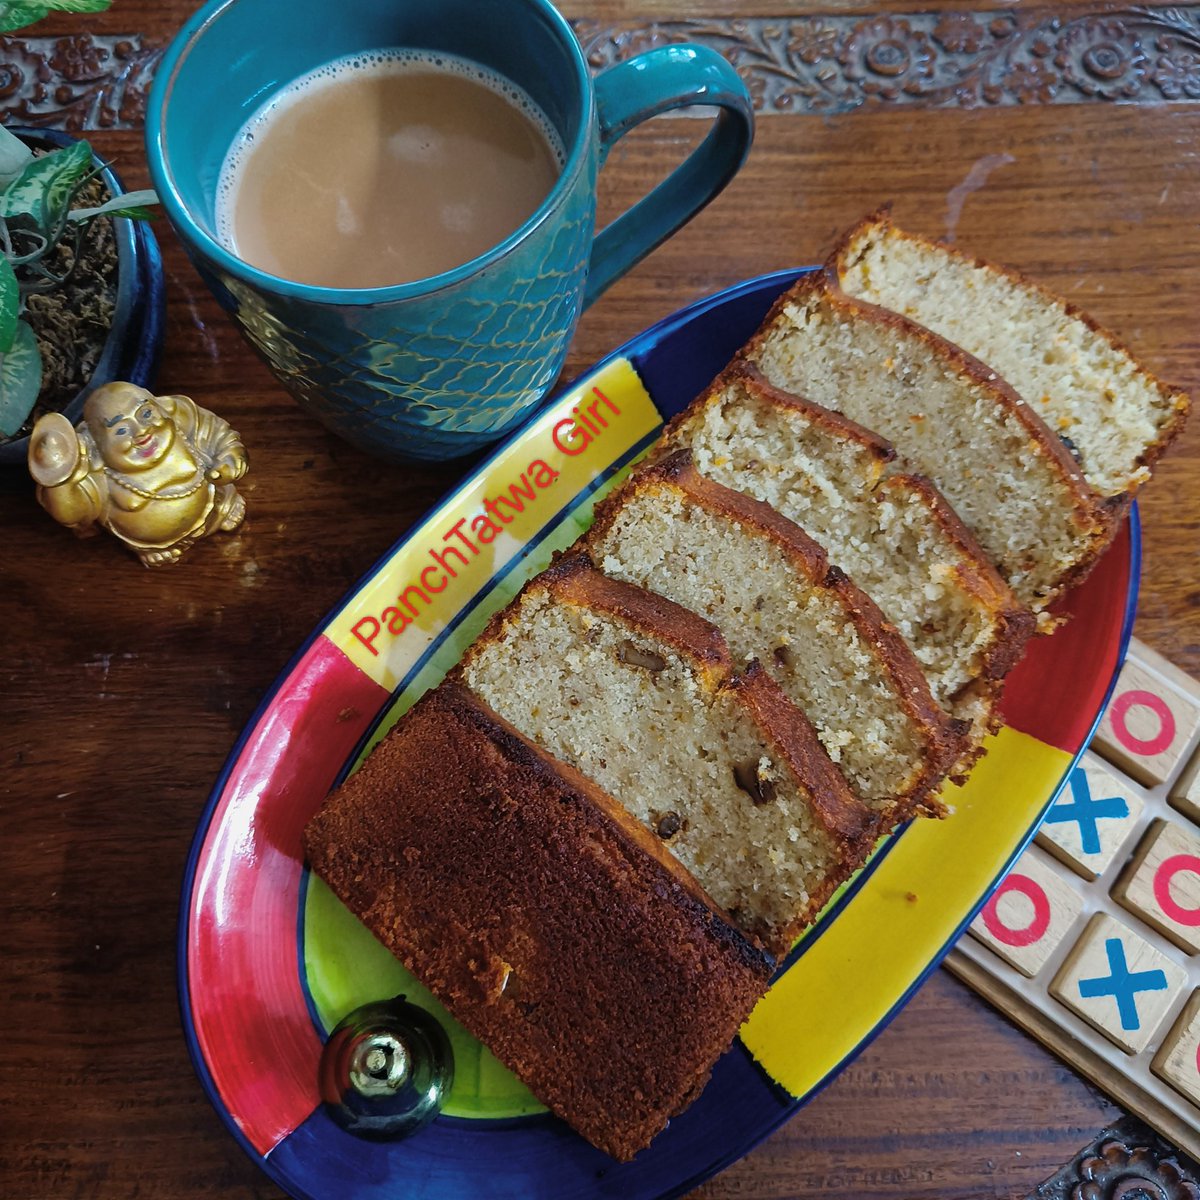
[303,874,546,1119]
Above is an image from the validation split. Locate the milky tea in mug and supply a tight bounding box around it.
[215,51,564,290]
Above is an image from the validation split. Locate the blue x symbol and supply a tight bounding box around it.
[1078,937,1168,1030]
[1043,766,1128,854]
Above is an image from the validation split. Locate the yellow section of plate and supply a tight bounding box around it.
[326,357,660,692]
[741,725,1072,1096]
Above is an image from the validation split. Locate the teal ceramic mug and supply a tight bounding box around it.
[146,0,753,463]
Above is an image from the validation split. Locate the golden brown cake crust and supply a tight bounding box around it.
[302,681,773,1162]
[733,362,898,465]
[740,270,1119,614]
[588,449,968,819]
[534,554,877,844]
[543,555,876,839]
[719,659,877,952]
[461,551,732,690]
[732,659,877,845]
[653,360,1035,727]
[461,552,878,958]
[830,206,1191,483]
[669,365,1032,660]
[657,360,898,476]
[541,552,732,671]
[759,270,1108,535]
[875,473,1036,676]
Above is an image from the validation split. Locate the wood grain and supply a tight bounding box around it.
[1114,819,1200,953]
[1153,990,1200,1110]
[9,7,1200,130]
[1036,756,1145,881]
[1049,913,1187,1054]
[2,3,1200,1198]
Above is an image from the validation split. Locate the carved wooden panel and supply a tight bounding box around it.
[5,7,1200,130]
[0,32,159,129]
[574,9,1200,111]
[1025,1116,1200,1199]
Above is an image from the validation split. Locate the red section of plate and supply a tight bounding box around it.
[999,520,1133,755]
[186,635,389,1155]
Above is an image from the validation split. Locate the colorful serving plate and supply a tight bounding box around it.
[180,269,1138,1200]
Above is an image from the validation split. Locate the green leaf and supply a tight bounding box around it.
[102,205,156,222]
[0,319,42,438]
[0,125,34,186]
[0,4,51,33]
[43,0,113,11]
[0,257,18,355]
[0,0,108,27]
[0,139,92,231]
[68,188,159,222]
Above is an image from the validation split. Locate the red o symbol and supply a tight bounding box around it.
[1153,853,1200,927]
[981,873,1051,947]
[1108,689,1176,756]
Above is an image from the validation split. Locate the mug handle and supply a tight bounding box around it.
[584,44,754,308]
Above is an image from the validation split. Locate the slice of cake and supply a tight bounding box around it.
[742,271,1111,612]
[303,681,773,1161]
[458,554,876,956]
[831,209,1190,500]
[661,365,1034,761]
[586,449,964,820]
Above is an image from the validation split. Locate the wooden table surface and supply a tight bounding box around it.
[2,2,1198,1197]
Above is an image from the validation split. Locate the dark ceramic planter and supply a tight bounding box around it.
[0,127,166,466]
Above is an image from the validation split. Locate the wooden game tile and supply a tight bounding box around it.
[1094,649,1200,787]
[1170,748,1200,827]
[1036,754,1144,881]
[1050,913,1187,1054]
[968,850,1083,977]
[1152,990,1200,1109]
[1113,819,1200,955]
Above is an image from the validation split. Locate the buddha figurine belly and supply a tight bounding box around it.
[29,382,249,567]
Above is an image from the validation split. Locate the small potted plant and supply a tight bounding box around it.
[0,0,165,465]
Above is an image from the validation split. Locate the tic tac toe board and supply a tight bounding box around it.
[948,638,1200,1160]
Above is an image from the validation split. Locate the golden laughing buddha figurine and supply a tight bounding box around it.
[28,382,248,567]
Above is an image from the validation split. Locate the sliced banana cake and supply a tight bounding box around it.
[831,210,1190,500]
[662,365,1034,759]
[458,554,876,957]
[742,271,1111,611]
[586,449,963,820]
[303,681,774,1161]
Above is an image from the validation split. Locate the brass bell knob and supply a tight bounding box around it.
[318,995,454,1140]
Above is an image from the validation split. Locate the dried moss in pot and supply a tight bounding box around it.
[0,126,157,446]
[22,173,118,423]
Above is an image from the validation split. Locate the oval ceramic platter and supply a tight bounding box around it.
[181,268,1138,1200]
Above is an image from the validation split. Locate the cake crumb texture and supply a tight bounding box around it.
[661,366,1034,761]
[833,210,1189,500]
[743,272,1110,610]
[460,554,875,956]
[587,450,964,819]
